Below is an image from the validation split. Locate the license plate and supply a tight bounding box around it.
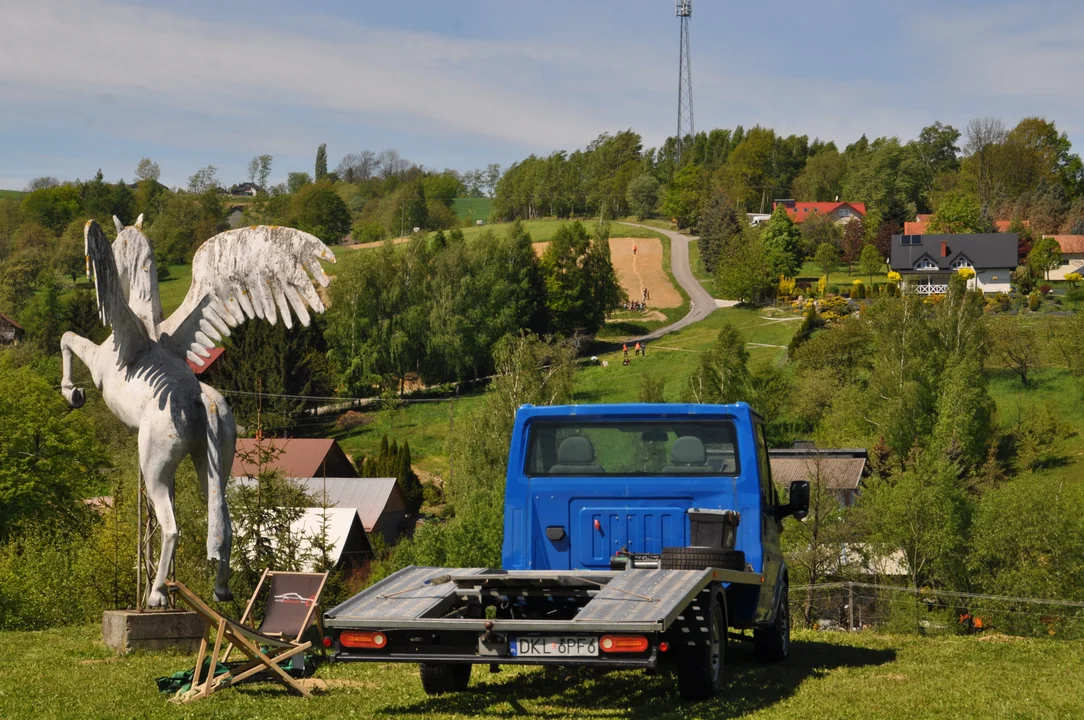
[510,636,598,657]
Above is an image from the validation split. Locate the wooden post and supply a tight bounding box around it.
[848,582,855,632]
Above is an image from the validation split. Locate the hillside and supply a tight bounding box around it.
[2,625,1079,719]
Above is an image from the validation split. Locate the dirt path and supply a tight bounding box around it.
[617,222,715,340]
[533,237,681,308]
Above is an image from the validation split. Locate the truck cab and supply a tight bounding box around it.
[501,402,806,630]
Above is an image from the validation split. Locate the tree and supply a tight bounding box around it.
[287,172,313,194]
[187,165,219,193]
[134,157,160,183]
[540,222,622,335]
[484,163,502,197]
[290,182,351,244]
[716,227,773,304]
[697,190,744,274]
[859,243,883,286]
[814,242,840,281]
[639,374,666,403]
[626,173,659,219]
[988,314,1040,387]
[661,163,705,228]
[337,151,377,183]
[799,212,842,263]
[0,364,106,539]
[962,117,1008,213]
[840,217,865,273]
[760,205,801,277]
[247,156,260,184]
[257,155,273,188]
[315,143,328,181]
[928,190,988,233]
[683,322,749,404]
[1027,236,1062,280]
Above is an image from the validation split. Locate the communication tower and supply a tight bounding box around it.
[676,0,694,158]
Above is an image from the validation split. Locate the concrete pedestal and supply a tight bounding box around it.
[102,610,204,654]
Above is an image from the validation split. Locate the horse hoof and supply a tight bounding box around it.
[213,588,234,602]
[63,386,85,409]
[147,590,168,608]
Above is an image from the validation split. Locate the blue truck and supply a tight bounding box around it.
[325,402,809,700]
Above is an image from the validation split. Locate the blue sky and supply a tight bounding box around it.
[2,0,1083,191]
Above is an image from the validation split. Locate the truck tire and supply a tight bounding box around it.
[676,594,725,700]
[754,582,790,662]
[419,662,471,695]
[661,546,745,571]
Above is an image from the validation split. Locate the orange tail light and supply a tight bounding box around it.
[340,631,388,649]
[599,635,649,653]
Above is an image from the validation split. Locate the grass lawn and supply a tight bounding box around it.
[157,263,194,317]
[0,189,24,200]
[3,624,1080,719]
[687,239,718,297]
[452,197,493,222]
[797,260,889,288]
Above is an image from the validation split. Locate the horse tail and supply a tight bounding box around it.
[201,392,225,561]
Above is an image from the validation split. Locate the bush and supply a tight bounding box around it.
[334,411,369,431]
[1067,288,1084,303]
[1039,284,1053,295]
[1027,291,1041,311]
[886,282,898,297]
[351,221,386,244]
[828,285,840,295]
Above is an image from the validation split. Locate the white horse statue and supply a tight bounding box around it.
[61,215,335,606]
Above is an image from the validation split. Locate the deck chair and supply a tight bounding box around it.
[223,570,329,666]
[166,580,314,703]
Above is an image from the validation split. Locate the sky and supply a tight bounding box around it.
[1,0,1083,191]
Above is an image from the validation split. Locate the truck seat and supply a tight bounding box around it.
[548,436,604,474]
[663,436,712,474]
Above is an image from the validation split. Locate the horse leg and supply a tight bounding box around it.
[60,331,98,408]
[194,385,236,601]
[139,422,185,608]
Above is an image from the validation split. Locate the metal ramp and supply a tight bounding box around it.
[326,565,761,634]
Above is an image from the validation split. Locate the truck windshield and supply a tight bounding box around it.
[525,420,740,477]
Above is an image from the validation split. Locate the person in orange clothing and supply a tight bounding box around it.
[632,243,638,255]
[622,343,629,360]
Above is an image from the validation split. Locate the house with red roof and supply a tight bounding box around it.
[772,199,866,224]
[0,312,23,345]
[1044,236,1084,280]
[905,215,1018,235]
[232,437,358,479]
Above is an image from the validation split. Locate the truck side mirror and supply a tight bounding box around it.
[786,481,810,520]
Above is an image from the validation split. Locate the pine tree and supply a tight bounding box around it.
[315,143,328,181]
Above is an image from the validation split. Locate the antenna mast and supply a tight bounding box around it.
[676,0,694,160]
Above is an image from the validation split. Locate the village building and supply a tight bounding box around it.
[890,232,1016,294]
[0,312,25,345]
[772,199,866,224]
[1044,235,1084,280]
[769,447,869,508]
[231,437,358,479]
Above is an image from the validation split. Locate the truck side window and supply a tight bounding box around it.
[754,422,778,509]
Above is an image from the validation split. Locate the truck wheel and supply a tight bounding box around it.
[676,595,725,701]
[419,662,471,695]
[754,582,790,662]
[661,546,745,571]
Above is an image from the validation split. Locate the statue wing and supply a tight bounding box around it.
[111,215,164,332]
[157,226,336,367]
[85,220,151,367]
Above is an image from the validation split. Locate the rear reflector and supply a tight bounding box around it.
[599,635,649,653]
[340,631,387,649]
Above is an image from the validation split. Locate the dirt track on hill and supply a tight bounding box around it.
[532,237,681,308]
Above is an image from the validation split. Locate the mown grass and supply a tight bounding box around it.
[452,197,493,221]
[797,260,890,287]
[2,624,1080,719]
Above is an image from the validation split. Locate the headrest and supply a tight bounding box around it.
[557,436,595,465]
[669,436,707,465]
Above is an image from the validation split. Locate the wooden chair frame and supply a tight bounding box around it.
[166,580,313,703]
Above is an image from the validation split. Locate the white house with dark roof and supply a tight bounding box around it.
[891,233,1017,294]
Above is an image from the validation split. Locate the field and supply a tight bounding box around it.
[320,307,798,476]
[452,197,493,222]
[0,189,25,200]
[2,624,1080,719]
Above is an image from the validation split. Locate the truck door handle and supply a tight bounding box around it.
[545,526,566,541]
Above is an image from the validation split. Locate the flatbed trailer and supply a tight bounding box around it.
[326,564,764,671]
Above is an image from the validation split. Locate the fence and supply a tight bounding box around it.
[788,582,1084,638]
